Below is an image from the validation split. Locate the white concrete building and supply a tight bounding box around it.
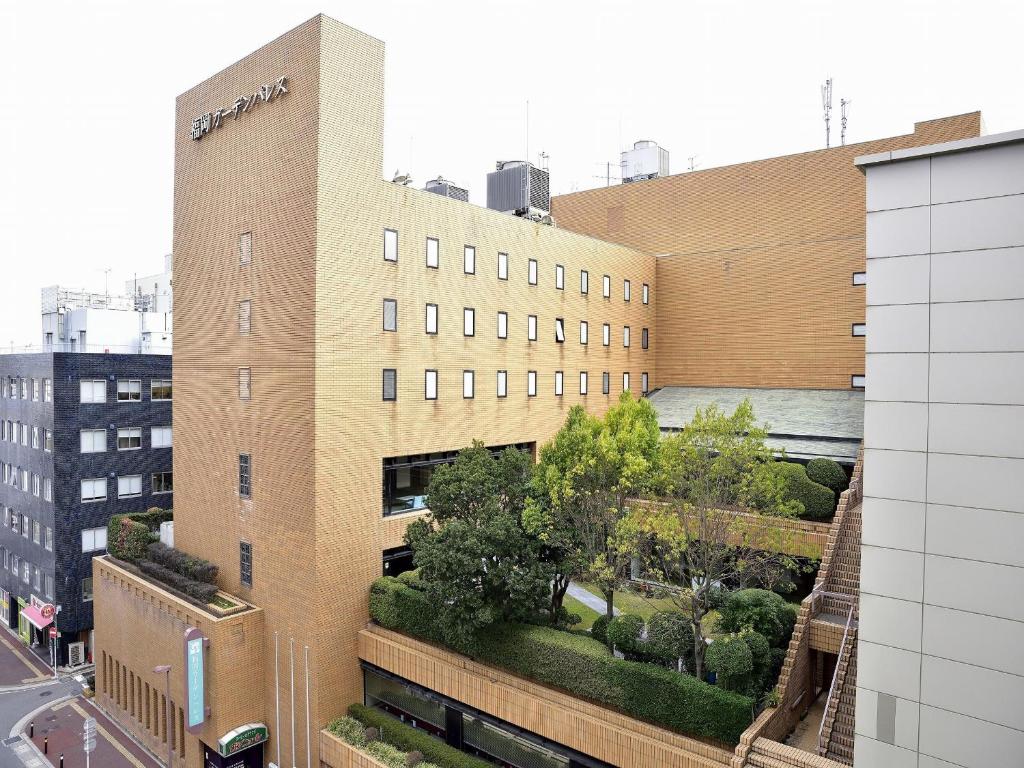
[855,130,1024,767]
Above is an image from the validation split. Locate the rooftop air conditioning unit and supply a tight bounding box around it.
[486,161,550,219]
[68,641,85,667]
[423,177,469,203]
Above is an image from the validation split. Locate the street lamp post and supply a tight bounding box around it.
[153,664,173,768]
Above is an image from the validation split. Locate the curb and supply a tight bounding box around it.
[9,692,75,767]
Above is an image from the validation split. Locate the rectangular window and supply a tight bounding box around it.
[152,426,172,448]
[555,264,564,290]
[21,514,28,539]
[80,429,106,454]
[581,270,589,294]
[151,380,172,400]
[20,424,27,447]
[45,574,53,599]
[32,475,40,497]
[851,374,866,389]
[623,372,631,392]
[498,251,508,280]
[426,237,439,268]
[554,371,564,396]
[642,327,649,349]
[624,279,631,302]
[642,372,649,394]
[43,478,52,502]
[497,370,507,398]
[623,326,631,348]
[603,323,610,346]
[82,578,94,602]
[152,472,173,495]
[117,427,142,451]
[118,475,142,499]
[31,379,39,401]
[20,469,27,490]
[642,283,649,304]
[527,371,537,397]
[853,271,867,285]
[45,526,53,551]
[80,380,106,403]
[384,228,398,262]
[239,231,252,265]
[602,372,610,395]
[82,527,108,552]
[497,312,508,339]
[383,299,398,332]
[383,369,397,401]
[44,430,52,452]
[603,274,611,298]
[463,308,475,336]
[31,426,39,450]
[555,318,565,343]
[425,370,438,400]
[527,315,537,341]
[528,259,538,286]
[464,245,476,274]
[580,371,588,395]
[239,454,251,498]
[240,541,252,588]
[19,378,26,399]
[239,368,251,400]
[81,478,107,503]
[425,303,438,335]
[852,323,867,337]
[463,370,475,399]
[238,300,251,334]
[117,379,142,402]
[580,321,588,345]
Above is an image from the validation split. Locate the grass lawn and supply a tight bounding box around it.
[574,583,726,639]
[563,594,601,630]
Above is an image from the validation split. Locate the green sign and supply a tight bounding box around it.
[218,723,269,757]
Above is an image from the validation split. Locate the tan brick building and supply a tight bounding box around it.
[551,113,981,390]
[92,13,983,768]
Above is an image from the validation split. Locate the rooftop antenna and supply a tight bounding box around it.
[99,268,112,299]
[821,78,833,148]
[592,161,622,187]
[525,100,529,165]
[840,98,851,146]
[687,155,700,172]
[538,151,549,171]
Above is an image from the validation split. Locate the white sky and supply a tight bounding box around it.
[2,0,1023,346]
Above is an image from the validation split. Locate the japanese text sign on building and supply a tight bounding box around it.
[190,76,289,140]
[184,627,207,732]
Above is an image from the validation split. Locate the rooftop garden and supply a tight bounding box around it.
[370,393,836,746]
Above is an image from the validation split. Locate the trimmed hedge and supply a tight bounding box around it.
[136,560,218,603]
[772,462,835,519]
[806,458,848,495]
[107,508,172,561]
[369,578,753,744]
[349,704,491,768]
[146,542,219,584]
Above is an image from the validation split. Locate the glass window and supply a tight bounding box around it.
[602,371,610,395]
[152,472,173,495]
[239,454,251,498]
[117,427,142,450]
[82,577,94,602]
[642,327,649,349]
[117,379,142,401]
[581,270,589,294]
[44,430,52,452]
[463,370,474,399]
[527,371,537,397]
[80,380,106,403]
[642,283,650,304]
[45,574,54,599]
[82,527,108,552]
[239,300,251,334]
[497,371,507,398]
[580,371,588,395]
[624,279,631,302]
[851,374,866,389]
[426,237,439,269]
[602,274,611,298]
[45,526,52,550]
[240,541,253,587]
[118,475,142,498]
[580,321,588,345]
[498,251,508,280]
[623,372,631,392]
[32,520,40,545]
[31,426,39,450]
[425,303,438,335]
[527,315,537,341]
[602,323,610,346]
[43,478,52,502]
[463,308,475,337]
[152,426,172,448]
[151,379,172,400]
[384,228,398,262]
[555,264,564,290]
[464,245,476,274]
[425,370,438,401]
[623,326,631,348]
[239,231,252,265]
[852,323,866,337]
[81,478,107,503]
[853,271,867,285]
[555,318,565,343]
[497,312,508,339]
[31,379,39,401]
[80,429,106,454]
[642,372,649,394]
[528,259,537,285]
[383,299,398,332]
[383,369,397,401]
[239,368,251,400]
[554,371,563,396]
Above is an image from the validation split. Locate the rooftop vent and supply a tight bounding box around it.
[486,161,550,219]
[423,176,469,203]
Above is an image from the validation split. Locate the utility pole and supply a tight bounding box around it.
[821,78,833,148]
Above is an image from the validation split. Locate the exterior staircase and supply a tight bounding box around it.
[819,628,857,763]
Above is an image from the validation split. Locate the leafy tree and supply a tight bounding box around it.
[705,634,753,693]
[607,614,645,656]
[405,443,553,647]
[646,611,695,672]
[526,393,662,620]
[617,400,803,679]
[718,588,797,648]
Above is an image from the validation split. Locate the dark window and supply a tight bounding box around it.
[152,472,173,495]
[239,454,251,498]
[240,541,252,587]
[642,327,649,349]
[602,372,610,395]
[382,546,415,577]
[383,369,397,401]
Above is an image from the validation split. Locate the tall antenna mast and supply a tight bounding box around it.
[821,78,833,148]
[840,98,851,146]
[525,100,529,163]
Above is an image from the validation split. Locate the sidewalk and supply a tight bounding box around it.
[24,695,160,768]
[0,631,52,687]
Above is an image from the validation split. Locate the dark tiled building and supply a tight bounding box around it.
[0,352,172,666]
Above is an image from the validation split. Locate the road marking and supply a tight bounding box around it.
[69,701,149,768]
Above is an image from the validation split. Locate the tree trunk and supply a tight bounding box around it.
[550,574,570,622]
[692,594,707,680]
[604,587,615,620]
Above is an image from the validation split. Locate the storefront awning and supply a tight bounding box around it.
[21,604,52,631]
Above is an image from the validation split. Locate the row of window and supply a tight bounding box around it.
[80,379,172,404]
[1,420,52,451]
[2,507,53,552]
[382,229,652,303]
[2,377,51,402]
[80,473,172,502]
[1,549,54,600]
[383,301,650,348]
[79,426,172,453]
[383,369,649,401]
[1,464,52,501]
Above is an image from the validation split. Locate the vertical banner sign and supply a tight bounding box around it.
[184,627,206,731]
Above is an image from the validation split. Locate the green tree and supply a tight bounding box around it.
[405,443,553,647]
[526,393,662,620]
[618,400,801,679]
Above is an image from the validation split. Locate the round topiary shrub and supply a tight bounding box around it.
[591,614,611,645]
[607,614,645,655]
[806,458,848,495]
[718,589,797,648]
[741,630,772,693]
[772,462,835,518]
[705,634,754,694]
[645,611,695,670]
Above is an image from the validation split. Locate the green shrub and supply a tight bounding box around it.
[705,634,754,694]
[136,560,219,603]
[607,614,644,655]
[367,741,408,768]
[741,631,772,694]
[396,569,422,587]
[590,614,611,645]
[146,542,219,584]
[645,611,695,669]
[806,458,848,495]
[718,589,797,648]
[107,517,155,562]
[327,716,367,747]
[368,578,753,744]
[771,462,834,519]
[349,704,492,768]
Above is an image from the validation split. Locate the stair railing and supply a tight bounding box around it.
[818,598,856,756]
